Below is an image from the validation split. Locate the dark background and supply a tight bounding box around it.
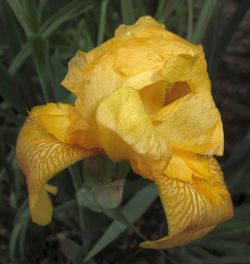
[0,0,250,263]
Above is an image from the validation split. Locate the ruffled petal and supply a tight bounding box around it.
[62,17,202,122]
[160,52,210,93]
[37,103,98,149]
[61,50,87,94]
[96,87,170,179]
[152,93,224,156]
[140,152,233,249]
[16,105,99,225]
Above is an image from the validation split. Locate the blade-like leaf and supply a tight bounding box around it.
[97,0,109,45]
[9,0,95,75]
[84,183,158,261]
[120,0,135,24]
[61,238,85,264]
[192,0,219,43]
[0,65,26,112]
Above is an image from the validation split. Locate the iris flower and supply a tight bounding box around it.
[16,16,233,249]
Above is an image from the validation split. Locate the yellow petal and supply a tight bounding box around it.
[62,16,202,122]
[115,16,165,38]
[16,106,99,225]
[141,227,214,249]
[139,81,168,114]
[114,16,199,55]
[61,50,87,94]
[96,87,170,179]
[37,103,98,149]
[152,93,224,156]
[140,152,233,249]
[160,52,210,93]
[139,80,191,114]
[164,154,192,182]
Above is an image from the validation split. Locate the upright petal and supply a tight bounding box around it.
[140,152,233,249]
[61,17,203,122]
[16,105,99,225]
[160,52,210,93]
[152,93,224,156]
[61,50,87,94]
[96,87,170,179]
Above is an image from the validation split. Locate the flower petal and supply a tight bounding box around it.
[160,52,210,93]
[61,50,87,94]
[140,152,233,249]
[62,17,202,122]
[16,106,99,225]
[152,93,224,156]
[37,103,98,149]
[96,87,170,179]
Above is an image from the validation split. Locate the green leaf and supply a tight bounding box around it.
[97,0,109,45]
[115,161,131,181]
[134,0,147,17]
[84,183,158,261]
[92,179,125,210]
[186,0,193,41]
[173,0,187,36]
[201,240,250,257]
[83,156,115,188]
[5,0,27,32]
[212,219,250,233]
[120,0,135,24]
[61,238,85,264]
[211,221,250,240]
[0,64,26,112]
[191,0,219,43]
[6,0,54,101]
[154,0,177,23]
[77,187,102,212]
[9,222,23,260]
[77,178,125,211]
[54,199,77,214]
[9,200,29,261]
[0,0,24,54]
[9,0,95,75]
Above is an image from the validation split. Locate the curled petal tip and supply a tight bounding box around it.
[16,104,99,225]
[139,226,214,249]
[138,152,233,249]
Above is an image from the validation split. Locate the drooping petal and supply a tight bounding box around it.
[152,93,224,156]
[16,105,99,225]
[140,152,233,249]
[96,87,170,179]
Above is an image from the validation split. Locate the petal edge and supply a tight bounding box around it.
[16,106,99,225]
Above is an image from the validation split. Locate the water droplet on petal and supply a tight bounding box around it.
[126,30,132,36]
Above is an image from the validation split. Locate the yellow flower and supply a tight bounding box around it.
[16,16,233,249]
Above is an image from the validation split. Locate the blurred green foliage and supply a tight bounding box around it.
[0,0,250,263]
